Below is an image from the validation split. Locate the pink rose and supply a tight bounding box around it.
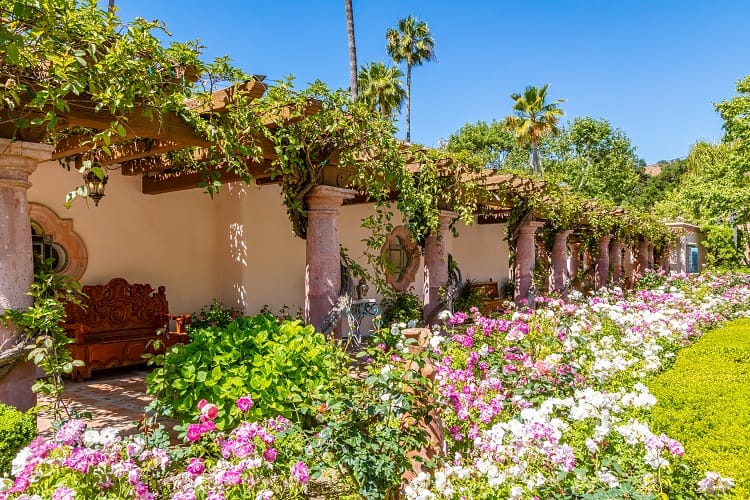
[236,395,254,412]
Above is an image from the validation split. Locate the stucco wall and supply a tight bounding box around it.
[667,225,706,274]
[451,219,510,288]
[27,161,221,314]
[27,163,513,322]
[217,183,510,316]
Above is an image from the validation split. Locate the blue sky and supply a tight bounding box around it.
[113,1,750,164]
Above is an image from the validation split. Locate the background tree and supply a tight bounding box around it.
[545,117,642,205]
[443,120,529,170]
[654,141,750,267]
[357,62,405,118]
[630,158,688,210]
[386,15,435,143]
[504,84,564,175]
[344,0,358,101]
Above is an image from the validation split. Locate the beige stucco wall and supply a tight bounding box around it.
[666,224,706,273]
[27,161,221,314]
[451,218,510,288]
[27,164,511,323]
[216,182,510,317]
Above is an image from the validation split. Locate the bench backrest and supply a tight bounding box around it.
[64,278,169,334]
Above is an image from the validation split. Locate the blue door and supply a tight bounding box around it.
[688,245,699,273]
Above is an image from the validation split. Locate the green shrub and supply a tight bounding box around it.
[147,313,347,430]
[649,319,750,499]
[0,404,36,474]
[381,291,422,325]
[187,299,241,331]
[453,279,486,312]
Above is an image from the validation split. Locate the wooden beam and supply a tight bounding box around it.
[187,80,267,113]
[95,140,181,166]
[141,159,275,194]
[61,102,210,147]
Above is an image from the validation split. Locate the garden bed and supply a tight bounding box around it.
[2,272,749,499]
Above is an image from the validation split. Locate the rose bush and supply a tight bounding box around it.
[406,272,749,499]
[0,397,309,500]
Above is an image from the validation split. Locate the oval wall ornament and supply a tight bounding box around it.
[29,202,88,279]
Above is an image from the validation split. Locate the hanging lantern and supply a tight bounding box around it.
[84,168,108,206]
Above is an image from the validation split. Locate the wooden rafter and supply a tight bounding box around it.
[141,159,275,195]
[186,80,266,113]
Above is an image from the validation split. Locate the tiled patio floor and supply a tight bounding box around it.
[37,366,174,438]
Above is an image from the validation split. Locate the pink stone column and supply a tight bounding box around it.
[550,230,572,293]
[304,185,355,335]
[567,239,582,284]
[647,244,655,269]
[514,221,544,302]
[634,240,650,277]
[423,211,455,322]
[623,247,635,288]
[0,139,52,411]
[609,239,625,283]
[594,235,612,290]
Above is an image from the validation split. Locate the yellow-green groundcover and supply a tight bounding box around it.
[649,319,750,499]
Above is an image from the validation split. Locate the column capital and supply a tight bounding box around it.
[517,220,545,235]
[0,139,53,189]
[597,234,613,244]
[437,210,457,228]
[554,229,573,241]
[305,185,356,211]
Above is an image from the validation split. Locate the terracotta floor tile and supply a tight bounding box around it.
[37,366,176,439]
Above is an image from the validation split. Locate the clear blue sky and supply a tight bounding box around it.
[113,1,750,164]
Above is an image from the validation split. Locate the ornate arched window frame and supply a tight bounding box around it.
[29,203,88,279]
[380,225,420,292]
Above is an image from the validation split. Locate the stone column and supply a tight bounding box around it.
[623,247,635,288]
[609,239,625,284]
[304,186,355,335]
[567,238,582,285]
[0,139,52,411]
[647,244,655,269]
[514,221,545,302]
[595,235,612,290]
[550,230,572,293]
[423,211,455,322]
[634,240,650,277]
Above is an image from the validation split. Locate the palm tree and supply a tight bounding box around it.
[344,0,358,101]
[386,15,435,143]
[358,62,406,118]
[504,84,565,175]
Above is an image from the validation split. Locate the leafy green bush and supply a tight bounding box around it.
[701,223,744,270]
[649,319,750,498]
[315,327,434,499]
[147,313,347,430]
[453,279,486,312]
[381,290,422,324]
[0,404,36,474]
[187,299,241,331]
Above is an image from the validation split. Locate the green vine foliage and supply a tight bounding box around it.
[0,262,84,422]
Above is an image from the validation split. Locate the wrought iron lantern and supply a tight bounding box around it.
[84,168,108,206]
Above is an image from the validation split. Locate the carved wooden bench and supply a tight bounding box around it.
[470,280,505,315]
[63,278,189,381]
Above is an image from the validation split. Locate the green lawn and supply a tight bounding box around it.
[649,318,750,499]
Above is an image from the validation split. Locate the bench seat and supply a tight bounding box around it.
[63,278,189,381]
